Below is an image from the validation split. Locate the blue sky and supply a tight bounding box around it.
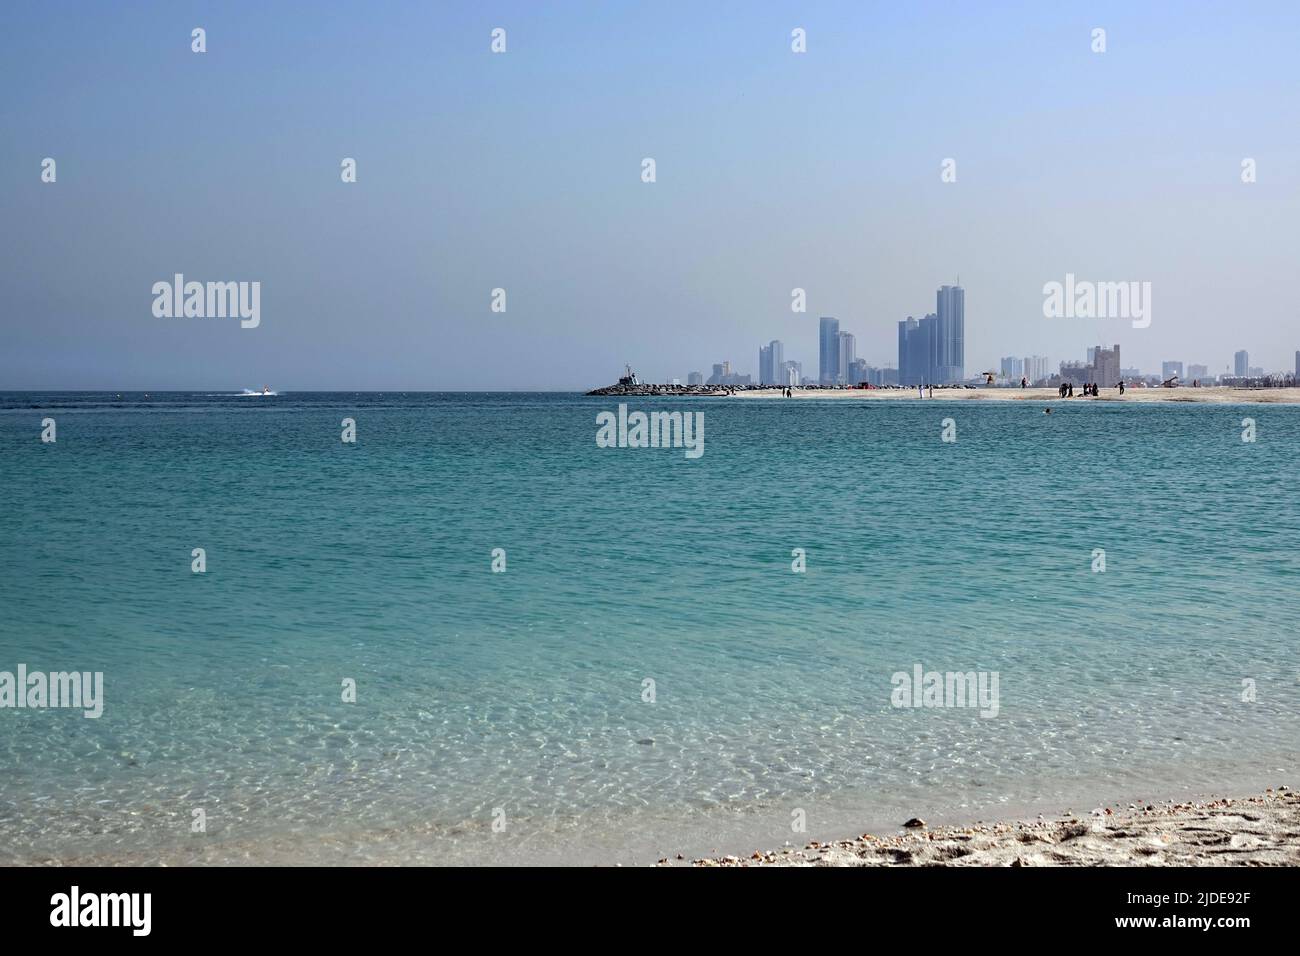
[2,1,1298,387]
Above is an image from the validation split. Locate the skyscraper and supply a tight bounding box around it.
[837,331,856,384]
[933,285,965,383]
[1000,356,1023,380]
[1234,350,1249,377]
[818,317,839,385]
[898,317,917,385]
[758,340,786,385]
[898,315,933,386]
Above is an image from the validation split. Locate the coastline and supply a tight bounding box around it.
[734,386,1300,404]
[680,787,1298,867]
[11,782,1296,867]
[591,385,1300,404]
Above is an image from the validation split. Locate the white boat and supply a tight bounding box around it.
[240,386,277,396]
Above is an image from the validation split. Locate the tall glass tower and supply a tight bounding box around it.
[934,285,965,384]
[819,317,840,385]
[837,331,855,384]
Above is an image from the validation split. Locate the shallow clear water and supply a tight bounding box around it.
[1,391,1297,864]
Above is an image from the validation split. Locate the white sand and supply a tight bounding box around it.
[684,787,1299,866]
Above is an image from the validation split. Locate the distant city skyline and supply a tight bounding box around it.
[4,3,1300,390]
[685,278,1291,388]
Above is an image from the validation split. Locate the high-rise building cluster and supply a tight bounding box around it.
[809,284,967,387]
[685,283,961,388]
[814,316,899,385]
[758,340,800,386]
[897,285,965,385]
[1060,344,1121,386]
[705,360,751,386]
[1001,355,1051,384]
[1148,348,1284,385]
[679,285,1294,392]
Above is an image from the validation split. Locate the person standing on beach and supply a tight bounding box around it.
[1020,376,1028,389]
[927,384,933,398]
[1118,381,1125,395]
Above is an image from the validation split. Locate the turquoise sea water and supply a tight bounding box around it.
[1,391,1297,865]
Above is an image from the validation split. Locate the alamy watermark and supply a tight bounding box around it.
[152,274,260,328]
[595,404,704,459]
[1042,273,1150,329]
[50,886,150,936]
[1,665,103,718]
[890,663,999,718]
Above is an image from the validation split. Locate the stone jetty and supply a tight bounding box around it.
[585,382,734,397]
[584,381,917,397]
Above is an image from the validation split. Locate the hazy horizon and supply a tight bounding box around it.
[3,1,1299,389]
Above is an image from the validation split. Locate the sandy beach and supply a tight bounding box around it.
[727,386,1300,404]
[682,787,1299,866]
